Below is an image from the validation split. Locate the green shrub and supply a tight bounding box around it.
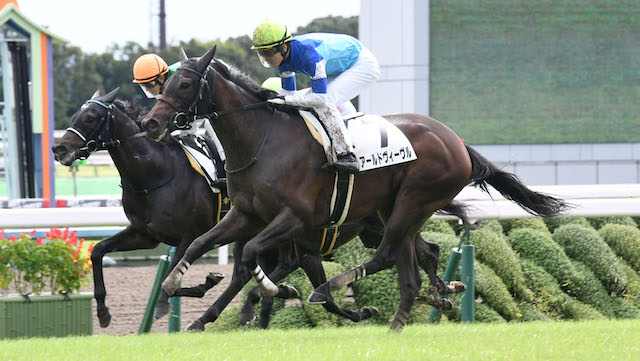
[515,301,549,322]
[545,217,593,233]
[475,303,506,323]
[474,261,519,320]
[269,306,313,329]
[611,298,640,319]
[352,268,399,325]
[633,217,640,228]
[620,261,640,309]
[332,237,374,268]
[519,260,604,321]
[501,218,551,235]
[206,305,259,332]
[599,224,640,272]
[553,225,626,294]
[407,301,433,325]
[571,260,616,318]
[421,219,456,235]
[470,229,525,293]
[480,219,504,236]
[508,229,582,294]
[588,216,637,230]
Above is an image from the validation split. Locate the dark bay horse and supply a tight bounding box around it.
[51,88,466,332]
[142,46,567,331]
[52,89,225,327]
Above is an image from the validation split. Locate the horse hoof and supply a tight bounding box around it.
[154,302,171,320]
[207,272,225,285]
[447,281,466,294]
[186,320,205,332]
[239,311,257,326]
[277,283,300,299]
[389,321,405,333]
[98,308,111,328]
[162,272,181,296]
[307,290,328,304]
[360,306,379,319]
[440,298,454,310]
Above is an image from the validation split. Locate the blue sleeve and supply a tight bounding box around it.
[280,71,297,92]
[297,43,328,94]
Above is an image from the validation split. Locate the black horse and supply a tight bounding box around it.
[52,88,465,331]
[52,89,226,327]
[143,47,567,331]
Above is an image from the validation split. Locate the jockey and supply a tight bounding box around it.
[132,53,180,99]
[251,19,380,173]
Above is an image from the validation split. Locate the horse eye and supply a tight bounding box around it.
[180,81,191,89]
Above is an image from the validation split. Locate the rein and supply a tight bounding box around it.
[158,62,275,174]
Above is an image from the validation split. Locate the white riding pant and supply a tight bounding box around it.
[328,47,380,116]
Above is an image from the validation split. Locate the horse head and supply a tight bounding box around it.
[52,88,121,166]
[142,46,217,142]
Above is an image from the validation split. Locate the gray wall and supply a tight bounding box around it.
[358,0,638,186]
[359,0,429,116]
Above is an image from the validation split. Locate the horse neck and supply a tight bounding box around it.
[109,106,174,187]
[210,74,275,171]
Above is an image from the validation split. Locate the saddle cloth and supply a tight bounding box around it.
[299,110,418,172]
[176,134,226,194]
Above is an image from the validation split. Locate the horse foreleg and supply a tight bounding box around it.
[162,207,263,297]
[241,208,304,298]
[390,238,422,332]
[414,234,455,310]
[91,227,158,328]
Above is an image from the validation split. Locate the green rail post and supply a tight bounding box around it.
[427,246,462,323]
[167,247,181,333]
[138,253,171,334]
[460,229,475,323]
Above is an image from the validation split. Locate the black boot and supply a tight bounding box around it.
[331,152,359,173]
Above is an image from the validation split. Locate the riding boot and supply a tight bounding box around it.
[316,106,360,173]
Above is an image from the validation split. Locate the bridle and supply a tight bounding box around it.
[157,62,272,130]
[66,99,147,158]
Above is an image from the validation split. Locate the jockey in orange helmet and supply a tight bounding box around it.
[132,53,180,99]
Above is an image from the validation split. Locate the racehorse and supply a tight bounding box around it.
[52,88,466,331]
[141,46,568,331]
[52,89,225,327]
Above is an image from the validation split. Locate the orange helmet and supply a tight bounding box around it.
[132,54,169,83]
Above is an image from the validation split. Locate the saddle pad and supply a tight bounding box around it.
[177,135,221,193]
[299,110,418,172]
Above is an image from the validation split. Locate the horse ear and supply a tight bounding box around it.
[179,47,189,63]
[196,45,217,73]
[91,89,101,100]
[102,87,120,104]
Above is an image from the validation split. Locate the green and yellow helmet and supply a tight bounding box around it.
[251,19,292,50]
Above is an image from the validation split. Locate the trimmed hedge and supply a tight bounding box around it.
[420,231,461,275]
[620,261,640,309]
[421,219,456,235]
[480,219,504,236]
[206,304,259,333]
[470,229,525,294]
[571,260,616,318]
[475,303,506,323]
[599,224,640,273]
[508,228,583,295]
[269,306,313,330]
[553,224,627,294]
[545,216,592,233]
[331,236,374,268]
[520,259,605,321]
[474,261,519,320]
[588,216,637,230]
[352,268,400,325]
[502,218,551,235]
[516,301,549,322]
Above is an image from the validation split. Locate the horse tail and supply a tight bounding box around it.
[465,145,569,217]
[437,201,479,229]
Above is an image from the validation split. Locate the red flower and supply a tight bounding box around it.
[0,229,5,239]
[36,238,44,246]
[9,235,16,242]
[29,230,36,238]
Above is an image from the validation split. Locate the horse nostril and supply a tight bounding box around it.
[51,144,68,157]
[143,118,159,133]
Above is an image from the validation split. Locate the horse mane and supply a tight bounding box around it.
[112,99,146,125]
[210,59,299,114]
